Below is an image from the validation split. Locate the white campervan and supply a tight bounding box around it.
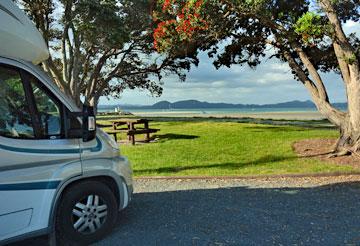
[0,1,133,245]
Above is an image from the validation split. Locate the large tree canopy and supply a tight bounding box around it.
[19,0,194,108]
[153,0,360,156]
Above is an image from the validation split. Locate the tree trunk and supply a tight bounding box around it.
[335,76,360,155]
[88,95,100,115]
[319,0,360,156]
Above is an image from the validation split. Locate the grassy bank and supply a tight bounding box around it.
[99,119,356,176]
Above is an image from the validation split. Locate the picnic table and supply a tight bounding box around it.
[104,118,159,145]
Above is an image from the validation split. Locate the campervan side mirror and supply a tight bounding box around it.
[82,105,96,142]
[66,105,96,142]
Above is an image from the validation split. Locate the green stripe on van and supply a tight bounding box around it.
[0,138,102,154]
[0,181,61,191]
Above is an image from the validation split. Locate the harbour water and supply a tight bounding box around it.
[98,107,346,114]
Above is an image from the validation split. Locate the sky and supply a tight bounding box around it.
[99,20,360,106]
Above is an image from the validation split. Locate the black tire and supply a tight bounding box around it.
[55,180,118,245]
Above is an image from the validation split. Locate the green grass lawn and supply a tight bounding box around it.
[99,119,356,176]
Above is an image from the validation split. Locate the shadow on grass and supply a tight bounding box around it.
[134,155,297,175]
[153,133,199,141]
[244,125,308,133]
[242,122,335,130]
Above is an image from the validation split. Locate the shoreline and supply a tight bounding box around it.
[130,111,326,121]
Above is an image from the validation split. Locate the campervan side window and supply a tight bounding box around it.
[27,73,63,139]
[0,66,35,139]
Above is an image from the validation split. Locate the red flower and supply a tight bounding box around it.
[153,0,208,52]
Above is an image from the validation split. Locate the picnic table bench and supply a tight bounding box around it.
[101,118,159,145]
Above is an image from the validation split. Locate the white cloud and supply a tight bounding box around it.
[257,72,293,84]
[343,20,360,37]
[100,32,352,105]
[344,20,358,28]
[269,63,291,72]
[211,81,229,87]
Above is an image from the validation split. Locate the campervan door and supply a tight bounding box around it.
[0,1,81,240]
[0,58,83,241]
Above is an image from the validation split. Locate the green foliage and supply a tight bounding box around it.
[73,0,129,50]
[333,0,360,22]
[19,0,194,106]
[153,0,359,77]
[5,78,25,96]
[345,53,358,65]
[294,12,327,44]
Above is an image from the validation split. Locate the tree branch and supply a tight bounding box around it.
[85,50,111,101]
[43,58,70,94]
[291,43,329,102]
[283,49,345,126]
[320,0,359,84]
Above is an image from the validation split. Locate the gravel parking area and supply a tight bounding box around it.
[9,175,360,246]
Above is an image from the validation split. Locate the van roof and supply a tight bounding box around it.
[0,1,49,65]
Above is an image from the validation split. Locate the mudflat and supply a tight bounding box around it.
[133,111,325,120]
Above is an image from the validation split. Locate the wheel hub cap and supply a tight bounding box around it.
[72,195,108,234]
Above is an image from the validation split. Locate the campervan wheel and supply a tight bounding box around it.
[55,181,118,245]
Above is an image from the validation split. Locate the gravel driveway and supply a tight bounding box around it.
[9,176,360,246]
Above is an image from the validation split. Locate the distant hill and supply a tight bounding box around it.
[151,100,318,109]
[98,100,347,110]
